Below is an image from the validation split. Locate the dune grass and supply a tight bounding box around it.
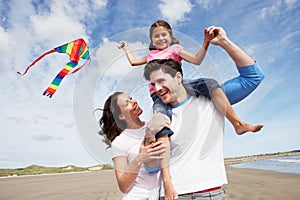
[0,164,114,177]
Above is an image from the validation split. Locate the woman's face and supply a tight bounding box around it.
[151,26,172,50]
[117,93,143,123]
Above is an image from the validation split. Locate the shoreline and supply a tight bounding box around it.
[224,150,300,165]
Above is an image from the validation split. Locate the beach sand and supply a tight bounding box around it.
[0,167,299,200]
[224,166,300,200]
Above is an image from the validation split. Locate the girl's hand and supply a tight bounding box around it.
[147,112,170,137]
[204,28,214,43]
[206,26,228,46]
[118,41,129,50]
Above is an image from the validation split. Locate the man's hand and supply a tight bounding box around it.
[206,26,228,46]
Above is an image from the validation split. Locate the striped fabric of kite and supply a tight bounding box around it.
[17,38,90,98]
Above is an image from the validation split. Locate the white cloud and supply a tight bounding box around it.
[196,0,223,10]
[280,30,299,45]
[32,134,63,142]
[259,1,282,19]
[285,0,297,8]
[91,0,108,8]
[158,0,193,25]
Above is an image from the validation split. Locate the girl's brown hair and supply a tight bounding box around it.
[149,20,179,50]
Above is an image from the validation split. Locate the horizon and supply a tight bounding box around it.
[2,149,299,169]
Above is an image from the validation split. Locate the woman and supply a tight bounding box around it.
[99,92,170,199]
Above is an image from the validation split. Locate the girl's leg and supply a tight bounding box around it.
[184,77,263,135]
[211,87,263,135]
[221,62,265,105]
[183,78,219,99]
[152,93,174,138]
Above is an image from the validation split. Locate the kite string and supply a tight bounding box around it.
[17,49,57,76]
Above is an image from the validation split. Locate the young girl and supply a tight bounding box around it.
[119,20,264,137]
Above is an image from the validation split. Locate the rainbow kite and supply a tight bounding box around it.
[17,38,90,98]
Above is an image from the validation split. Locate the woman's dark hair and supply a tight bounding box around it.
[149,20,180,50]
[143,58,183,81]
[98,92,127,146]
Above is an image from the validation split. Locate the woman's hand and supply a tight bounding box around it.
[137,140,166,164]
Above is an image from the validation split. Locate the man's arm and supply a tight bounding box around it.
[208,26,255,66]
[158,135,178,200]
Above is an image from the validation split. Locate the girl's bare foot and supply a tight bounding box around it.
[235,122,264,135]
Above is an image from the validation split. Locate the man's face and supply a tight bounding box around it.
[150,68,181,105]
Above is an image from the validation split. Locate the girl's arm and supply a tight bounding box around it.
[120,41,147,66]
[113,140,166,193]
[179,28,212,65]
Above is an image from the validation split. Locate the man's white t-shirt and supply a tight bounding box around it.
[161,96,227,196]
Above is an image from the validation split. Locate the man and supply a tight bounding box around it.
[143,26,263,199]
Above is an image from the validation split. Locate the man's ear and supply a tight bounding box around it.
[175,72,183,83]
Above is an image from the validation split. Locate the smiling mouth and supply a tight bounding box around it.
[158,90,168,100]
[133,104,141,112]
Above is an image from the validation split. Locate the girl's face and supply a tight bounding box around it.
[151,26,172,50]
[117,94,143,123]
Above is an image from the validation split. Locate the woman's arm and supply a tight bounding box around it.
[113,140,166,193]
[119,41,147,66]
[113,156,142,193]
[179,28,212,65]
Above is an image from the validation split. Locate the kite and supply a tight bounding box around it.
[17,38,90,98]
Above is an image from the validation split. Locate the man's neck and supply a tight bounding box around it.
[170,87,189,106]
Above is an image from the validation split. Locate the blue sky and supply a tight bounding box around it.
[0,0,299,168]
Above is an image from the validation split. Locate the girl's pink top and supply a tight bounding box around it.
[146,44,184,95]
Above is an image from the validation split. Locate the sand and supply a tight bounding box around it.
[224,166,300,200]
[0,167,299,200]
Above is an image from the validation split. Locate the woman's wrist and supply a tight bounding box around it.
[144,125,156,145]
[144,137,155,144]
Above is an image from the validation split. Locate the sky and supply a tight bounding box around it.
[0,0,299,168]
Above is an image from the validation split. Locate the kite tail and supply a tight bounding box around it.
[70,57,91,74]
[43,61,78,98]
[17,49,57,75]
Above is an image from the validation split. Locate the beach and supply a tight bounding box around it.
[1,166,300,200]
[224,166,300,200]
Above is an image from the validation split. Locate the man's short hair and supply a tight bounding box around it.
[143,59,183,81]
